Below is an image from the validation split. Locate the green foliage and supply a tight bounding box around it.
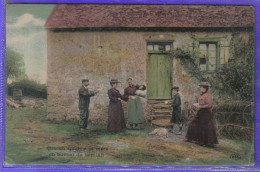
[8,79,47,98]
[209,34,254,102]
[168,48,204,80]
[169,48,191,59]
[6,47,26,81]
[168,33,254,102]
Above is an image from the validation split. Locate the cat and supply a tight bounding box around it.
[149,128,169,138]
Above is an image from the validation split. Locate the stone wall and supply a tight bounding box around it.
[46,30,251,123]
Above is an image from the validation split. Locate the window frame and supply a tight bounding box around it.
[199,42,218,72]
[196,38,220,72]
[146,42,173,53]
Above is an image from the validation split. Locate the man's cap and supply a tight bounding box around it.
[199,82,211,87]
[172,86,179,90]
[110,79,121,84]
[82,79,89,83]
[127,77,133,81]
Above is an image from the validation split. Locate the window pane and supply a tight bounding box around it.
[159,45,165,51]
[147,45,153,50]
[208,44,216,71]
[199,44,207,56]
[208,44,216,59]
[200,58,206,64]
[208,44,216,56]
[154,45,159,51]
[165,45,171,51]
[199,44,207,71]
[200,58,207,71]
[200,64,207,71]
[208,57,216,65]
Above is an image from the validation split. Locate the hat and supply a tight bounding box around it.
[199,82,211,87]
[82,79,89,83]
[127,77,133,81]
[172,86,179,90]
[110,79,121,84]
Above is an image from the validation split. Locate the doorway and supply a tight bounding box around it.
[146,42,173,100]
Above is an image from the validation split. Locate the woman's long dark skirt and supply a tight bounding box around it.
[186,108,218,146]
[107,101,126,132]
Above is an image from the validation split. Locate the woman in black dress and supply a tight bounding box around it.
[185,82,218,147]
[107,79,128,132]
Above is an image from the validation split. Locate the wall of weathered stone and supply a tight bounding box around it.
[46,30,251,123]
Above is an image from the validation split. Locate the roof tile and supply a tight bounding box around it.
[44,4,254,28]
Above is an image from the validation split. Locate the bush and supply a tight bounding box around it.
[6,48,26,82]
[209,33,254,102]
[7,79,47,99]
[168,33,254,102]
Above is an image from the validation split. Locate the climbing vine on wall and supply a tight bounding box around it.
[168,47,204,81]
[168,33,254,102]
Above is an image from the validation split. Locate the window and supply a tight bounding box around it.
[199,43,217,71]
[147,42,173,51]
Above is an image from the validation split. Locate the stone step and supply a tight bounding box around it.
[151,119,173,127]
[153,104,172,109]
[153,110,172,114]
[148,100,172,104]
[152,115,172,118]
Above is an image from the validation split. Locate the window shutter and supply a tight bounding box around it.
[219,40,230,67]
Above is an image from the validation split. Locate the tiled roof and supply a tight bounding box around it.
[44,4,254,28]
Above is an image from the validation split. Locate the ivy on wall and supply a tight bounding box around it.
[167,47,204,80]
[167,33,254,102]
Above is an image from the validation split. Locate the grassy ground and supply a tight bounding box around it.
[5,106,254,165]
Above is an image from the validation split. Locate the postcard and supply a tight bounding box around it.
[1,1,259,171]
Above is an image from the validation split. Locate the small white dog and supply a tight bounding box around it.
[149,128,169,138]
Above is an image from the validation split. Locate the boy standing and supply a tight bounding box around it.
[165,86,183,135]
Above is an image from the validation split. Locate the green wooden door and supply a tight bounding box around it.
[147,53,172,99]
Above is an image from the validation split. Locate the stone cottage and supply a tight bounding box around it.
[44,4,254,125]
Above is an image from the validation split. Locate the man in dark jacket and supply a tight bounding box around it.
[79,79,101,133]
